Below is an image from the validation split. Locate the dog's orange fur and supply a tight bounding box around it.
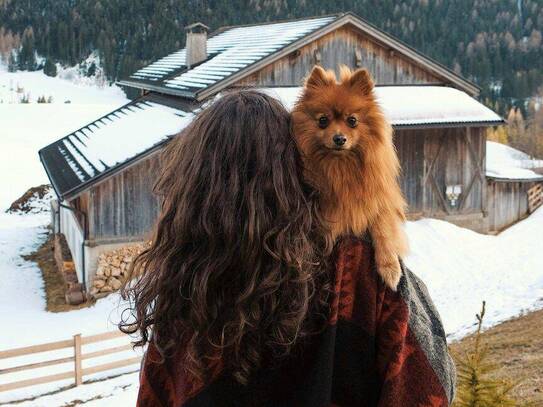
[292,65,408,290]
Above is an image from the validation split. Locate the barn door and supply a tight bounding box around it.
[422,128,485,215]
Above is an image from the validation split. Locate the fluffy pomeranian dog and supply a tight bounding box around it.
[292,65,408,290]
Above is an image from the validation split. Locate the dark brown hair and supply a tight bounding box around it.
[120,90,331,385]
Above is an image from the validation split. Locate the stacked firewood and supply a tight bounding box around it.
[89,244,146,298]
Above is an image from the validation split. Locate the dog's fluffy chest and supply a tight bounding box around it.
[322,195,371,240]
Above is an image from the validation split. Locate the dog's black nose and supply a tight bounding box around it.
[333,134,347,146]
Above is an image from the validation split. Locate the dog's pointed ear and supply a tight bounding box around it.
[305,65,334,89]
[348,68,374,95]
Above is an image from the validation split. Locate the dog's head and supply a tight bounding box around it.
[292,65,391,162]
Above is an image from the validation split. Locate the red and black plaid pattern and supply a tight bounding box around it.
[137,237,455,406]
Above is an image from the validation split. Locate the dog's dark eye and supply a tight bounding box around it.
[346,116,358,128]
[318,116,329,129]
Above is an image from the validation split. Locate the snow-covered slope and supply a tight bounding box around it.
[0,56,126,104]
[405,211,543,339]
[0,63,129,211]
[486,140,543,180]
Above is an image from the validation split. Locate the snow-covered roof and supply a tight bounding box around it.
[125,16,336,94]
[119,13,479,100]
[40,97,194,199]
[486,141,543,181]
[261,86,504,127]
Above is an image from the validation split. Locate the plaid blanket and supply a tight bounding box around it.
[137,237,456,406]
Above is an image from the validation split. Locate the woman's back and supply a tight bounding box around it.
[137,237,455,407]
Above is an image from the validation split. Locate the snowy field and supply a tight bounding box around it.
[0,63,128,212]
[0,55,126,105]
[1,68,543,405]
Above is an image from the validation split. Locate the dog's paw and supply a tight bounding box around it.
[376,257,402,291]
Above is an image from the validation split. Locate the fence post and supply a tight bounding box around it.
[73,334,82,386]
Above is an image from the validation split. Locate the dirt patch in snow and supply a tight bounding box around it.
[7,184,52,214]
[23,233,94,312]
[451,308,543,404]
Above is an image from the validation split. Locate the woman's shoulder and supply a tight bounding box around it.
[332,235,455,404]
[332,234,447,337]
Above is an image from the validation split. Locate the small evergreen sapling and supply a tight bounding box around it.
[453,302,527,407]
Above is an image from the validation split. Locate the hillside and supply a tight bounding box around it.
[0,0,542,112]
[0,60,128,209]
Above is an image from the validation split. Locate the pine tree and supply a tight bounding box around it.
[43,58,57,77]
[18,27,36,71]
[453,302,525,407]
[7,51,16,72]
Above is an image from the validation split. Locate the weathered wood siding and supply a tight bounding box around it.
[237,26,444,87]
[394,130,424,214]
[487,180,539,232]
[395,127,486,218]
[70,192,90,232]
[87,153,162,243]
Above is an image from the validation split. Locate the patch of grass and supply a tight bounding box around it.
[23,232,94,312]
[450,308,543,404]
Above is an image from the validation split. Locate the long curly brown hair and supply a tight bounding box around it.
[120,90,331,385]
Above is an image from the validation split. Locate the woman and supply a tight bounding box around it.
[121,90,455,407]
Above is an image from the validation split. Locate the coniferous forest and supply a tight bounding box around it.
[0,0,542,116]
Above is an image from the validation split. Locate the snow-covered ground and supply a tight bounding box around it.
[0,55,126,105]
[0,202,142,405]
[405,210,543,338]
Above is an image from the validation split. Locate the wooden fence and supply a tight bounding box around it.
[0,331,141,393]
[528,183,543,213]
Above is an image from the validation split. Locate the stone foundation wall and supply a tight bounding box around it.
[89,243,147,298]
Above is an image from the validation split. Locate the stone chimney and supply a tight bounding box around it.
[185,22,209,68]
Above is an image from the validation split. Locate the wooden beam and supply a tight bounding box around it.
[0,339,73,360]
[458,128,484,211]
[74,334,82,386]
[0,356,74,375]
[82,357,141,377]
[0,371,73,393]
[423,132,450,214]
[82,344,133,360]
[81,330,125,345]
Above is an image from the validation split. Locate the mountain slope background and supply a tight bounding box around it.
[0,0,542,114]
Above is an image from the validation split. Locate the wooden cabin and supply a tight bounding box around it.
[40,12,504,290]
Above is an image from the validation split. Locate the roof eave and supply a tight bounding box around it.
[393,119,505,130]
[117,80,197,99]
[486,175,543,183]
